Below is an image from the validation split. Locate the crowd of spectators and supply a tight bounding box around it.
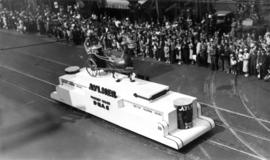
[0,3,270,81]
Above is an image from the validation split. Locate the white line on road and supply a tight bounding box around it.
[0,78,56,103]
[199,145,212,160]
[209,72,266,159]
[238,90,270,132]
[215,123,270,142]
[208,140,266,160]
[199,102,270,124]
[231,78,270,132]
[15,50,70,67]
[0,65,56,87]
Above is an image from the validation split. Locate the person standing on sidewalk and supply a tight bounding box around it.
[243,48,250,77]
[237,48,244,75]
[209,39,217,70]
[223,44,231,73]
[249,44,258,76]
[195,39,201,66]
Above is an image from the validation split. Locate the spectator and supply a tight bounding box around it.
[230,53,237,75]
[209,39,217,70]
[249,44,257,76]
[243,48,250,77]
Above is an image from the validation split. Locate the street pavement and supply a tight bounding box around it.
[0,30,269,160]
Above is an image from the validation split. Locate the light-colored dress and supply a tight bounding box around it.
[243,52,250,73]
[189,43,193,60]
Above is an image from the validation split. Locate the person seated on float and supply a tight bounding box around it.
[121,41,137,81]
[108,40,134,67]
[84,30,97,53]
[84,32,106,68]
[125,40,136,82]
[109,41,136,82]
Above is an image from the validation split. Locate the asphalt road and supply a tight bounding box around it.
[0,30,269,160]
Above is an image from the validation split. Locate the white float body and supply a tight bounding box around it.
[51,68,215,150]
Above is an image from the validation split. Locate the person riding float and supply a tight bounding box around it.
[84,32,136,82]
[84,31,106,68]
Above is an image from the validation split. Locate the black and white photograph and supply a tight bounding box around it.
[0,0,270,159]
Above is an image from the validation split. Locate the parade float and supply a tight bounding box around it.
[50,39,214,150]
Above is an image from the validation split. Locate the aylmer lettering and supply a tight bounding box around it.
[89,83,117,98]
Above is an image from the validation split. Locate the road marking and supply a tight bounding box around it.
[0,41,59,51]
[209,72,266,159]
[11,49,70,67]
[231,76,270,132]
[208,140,266,160]
[199,145,212,160]
[199,102,270,124]
[243,93,249,102]
[0,78,56,103]
[22,52,69,67]
[0,65,56,87]
[21,100,36,108]
[238,90,270,132]
[215,123,270,142]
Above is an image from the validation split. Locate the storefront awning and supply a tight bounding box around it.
[106,0,147,9]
